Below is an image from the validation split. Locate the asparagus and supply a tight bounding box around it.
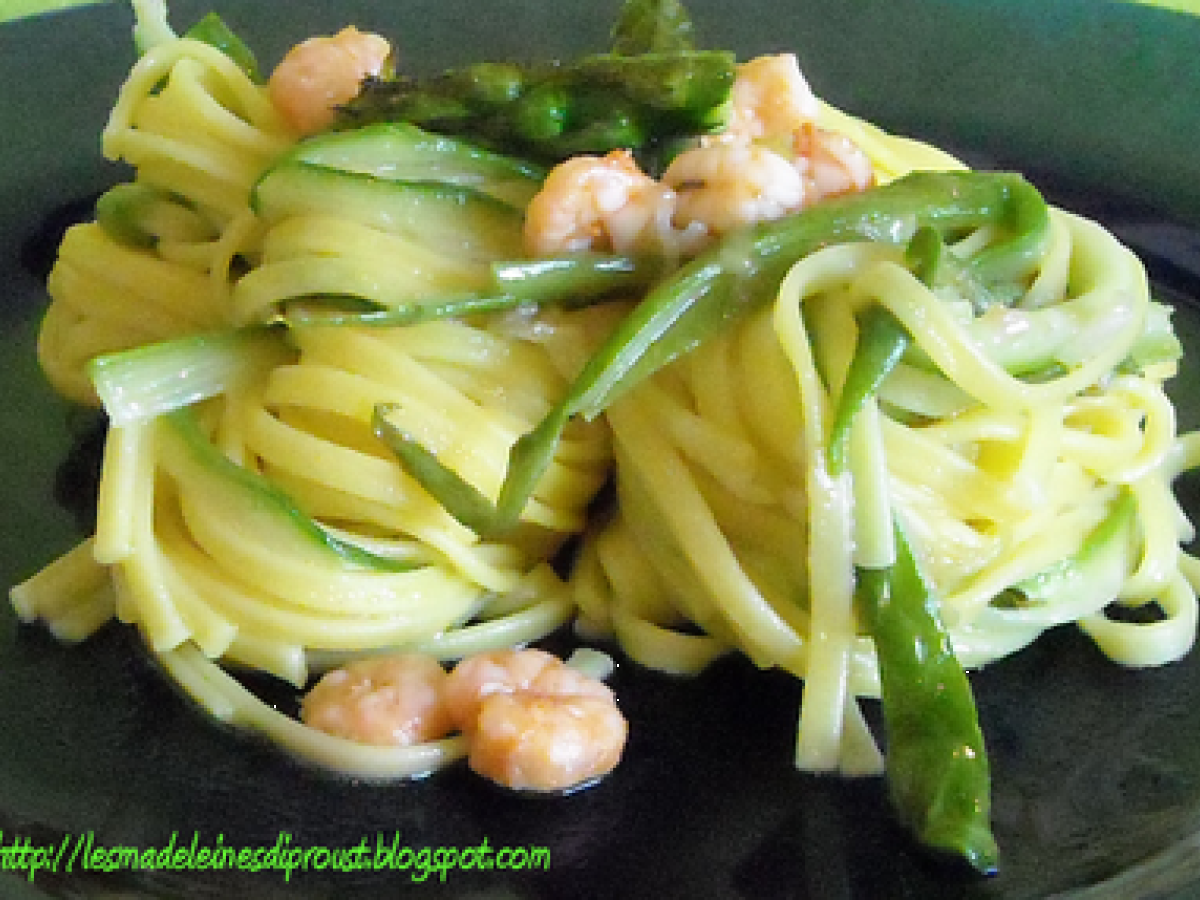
[335,51,734,165]
[856,523,1000,874]
[609,0,698,54]
[335,0,729,163]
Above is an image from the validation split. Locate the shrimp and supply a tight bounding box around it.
[792,122,875,202]
[299,647,625,792]
[444,648,628,792]
[516,53,873,258]
[268,26,392,136]
[662,142,805,236]
[522,149,679,256]
[666,53,871,226]
[722,53,820,144]
[300,653,455,747]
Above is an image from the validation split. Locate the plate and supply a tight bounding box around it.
[3,1,1200,897]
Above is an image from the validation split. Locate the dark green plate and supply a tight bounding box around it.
[3,2,1200,897]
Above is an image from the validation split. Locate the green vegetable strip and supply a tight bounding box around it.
[279,252,656,327]
[382,172,1050,536]
[827,307,909,476]
[372,406,508,538]
[489,252,660,305]
[89,328,287,426]
[163,408,417,573]
[966,171,1053,285]
[183,12,262,82]
[134,6,262,93]
[857,522,999,874]
[1014,489,1136,606]
[95,183,182,249]
[278,293,525,328]
[609,0,698,54]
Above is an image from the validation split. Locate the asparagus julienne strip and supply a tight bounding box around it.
[826,307,910,477]
[826,225,944,476]
[280,252,657,327]
[856,521,999,874]
[372,405,507,538]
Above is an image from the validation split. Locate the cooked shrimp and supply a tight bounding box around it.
[722,53,820,144]
[522,149,678,256]
[662,142,805,236]
[674,53,871,221]
[268,26,392,136]
[445,648,627,792]
[300,653,455,747]
[792,122,875,201]
[522,53,873,257]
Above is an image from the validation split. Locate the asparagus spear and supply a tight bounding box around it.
[335,0,731,163]
[335,51,734,165]
[609,0,699,54]
[856,523,1000,874]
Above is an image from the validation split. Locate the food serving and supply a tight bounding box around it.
[11,0,1200,874]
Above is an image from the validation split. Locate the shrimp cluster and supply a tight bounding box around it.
[268,26,392,135]
[523,53,874,257]
[445,648,627,792]
[301,648,627,792]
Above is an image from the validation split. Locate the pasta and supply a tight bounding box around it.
[38,34,293,405]
[572,206,1198,771]
[10,0,1200,867]
[15,19,623,778]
